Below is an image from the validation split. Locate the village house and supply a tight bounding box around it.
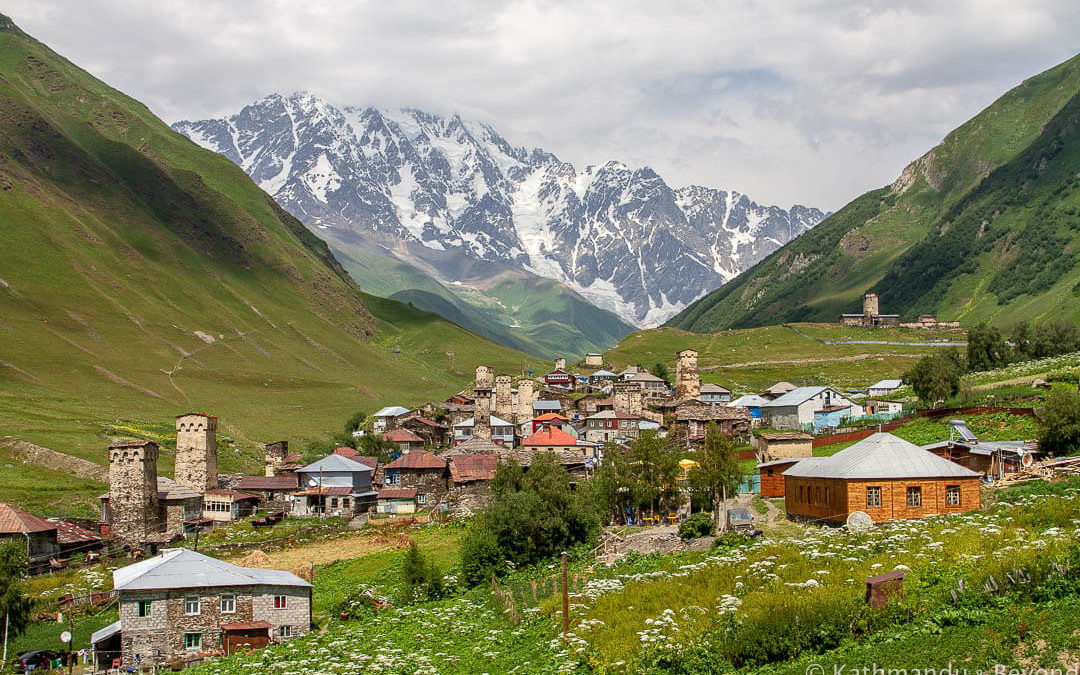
[382,428,425,453]
[202,490,260,523]
[454,415,515,446]
[394,413,450,447]
[589,369,619,385]
[760,386,861,431]
[372,406,411,432]
[783,432,981,524]
[629,371,669,398]
[699,383,731,405]
[727,394,770,422]
[292,454,376,517]
[618,366,640,381]
[583,410,640,444]
[497,445,597,482]
[576,394,614,416]
[443,435,501,457]
[867,379,904,398]
[237,475,299,511]
[839,292,901,327]
[524,411,571,435]
[375,488,419,515]
[866,399,905,416]
[382,450,449,510]
[922,439,1039,480]
[91,548,311,671]
[447,454,498,513]
[673,404,752,444]
[0,502,59,567]
[753,431,814,462]
[584,352,604,368]
[762,381,797,400]
[543,369,574,388]
[47,518,103,558]
[813,403,863,433]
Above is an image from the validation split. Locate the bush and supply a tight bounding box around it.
[399,541,443,604]
[678,512,715,540]
[1037,388,1080,456]
[459,524,506,587]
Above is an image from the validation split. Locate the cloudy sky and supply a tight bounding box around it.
[6,1,1080,210]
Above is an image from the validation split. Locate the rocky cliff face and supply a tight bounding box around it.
[175,93,825,326]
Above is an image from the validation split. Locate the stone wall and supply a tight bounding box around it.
[494,375,513,420]
[448,480,491,514]
[475,365,494,390]
[398,469,449,508]
[264,441,288,477]
[674,349,700,400]
[176,414,218,492]
[515,379,536,422]
[474,390,492,439]
[613,382,644,416]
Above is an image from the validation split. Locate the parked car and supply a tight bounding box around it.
[14,649,63,673]
[726,507,757,532]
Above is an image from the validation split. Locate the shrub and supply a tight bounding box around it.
[678,512,715,540]
[398,541,443,604]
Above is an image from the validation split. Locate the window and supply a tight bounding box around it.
[137,600,152,617]
[767,469,774,476]
[946,485,961,507]
[866,486,882,508]
[274,595,287,609]
[184,633,202,651]
[417,493,426,505]
[278,625,293,638]
[220,594,235,614]
[185,596,201,615]
[329,498,338,508]
[907,486,922,507]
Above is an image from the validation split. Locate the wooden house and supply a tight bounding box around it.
[758,458,803,498]
[783,433,981,524]
[0,502,59,566]
[202,490,259,523]
[922,439,1038,480]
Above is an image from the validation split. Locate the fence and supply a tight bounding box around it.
[810,406,1037,447]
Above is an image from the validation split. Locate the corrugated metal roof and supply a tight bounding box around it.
[373,406,411,418]
[0,502,56,534]
[869,379,903,390]
[297,454,374,474]
[756,457,807,469]
[238,475,299,491]
[377,488,417,499]
[449,454,497,483]
[384,449,447,470]
[729,394,770,408]
[47,518,101,544]
[113,548,311,591]
[454,415,513,428]
[382,428,424,443]
[91,619,122,644]
[761,386,831,408]
[521,426,580,447]
[784,433,981,479]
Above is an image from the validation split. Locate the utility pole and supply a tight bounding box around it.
[560,552,569,635]
[2,611,9,672]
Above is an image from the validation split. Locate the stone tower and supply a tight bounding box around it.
[515,378,536,422]
[494,375,513,421]
[613,382,644,416]
[475,365,494,390]
[863,292,879,318]
[554,357,566,372]
[108,440,160,547]
[264,440,288,477]
[473,387,493,439]
[674,349,701,401]
[175,413,218,492]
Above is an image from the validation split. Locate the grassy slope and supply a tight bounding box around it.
[0,17,539,515]
[669,52,1080,332]
[328,234,635,359]
[604,323,965,393]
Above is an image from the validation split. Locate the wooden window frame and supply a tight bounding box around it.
[137,600,152,618]
[184,596,201,616]
[184,632,202,650]
[274,595,287,609]
[907,486,922,507]
[866,486,882,508]
[945,485,961,507]
[220,593,236,614]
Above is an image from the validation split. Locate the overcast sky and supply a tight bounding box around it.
[7,1,1080,210]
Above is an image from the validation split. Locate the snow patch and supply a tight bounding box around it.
[300,153,341,204]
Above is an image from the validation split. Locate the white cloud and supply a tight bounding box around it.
[6,0,1079,209]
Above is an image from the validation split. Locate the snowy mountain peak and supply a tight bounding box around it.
[174,93,825,326]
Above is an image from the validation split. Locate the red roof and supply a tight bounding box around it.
[333,446,358,458]
[238,475,299,490]
[378,488,417,500]
[46,519,101,545]
[533,412,569,422]
[383,428,424,443]
[404,416,446,428]
[355,456,378,471]
[449,454,497,483]
[522,426,580,447]
[0,502,57,534]
[283,452,303,463]
[384,449,447,470]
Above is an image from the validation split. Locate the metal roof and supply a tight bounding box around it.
[296,454,374,474]
[784,433,981,479]
[0,502,56,534]
[454,415,513,428]
[762,386,853,408]
[373,406,411,418]
[533,401,562,410]
[113,548,311,591]
[238,475,299,491]
[756,457,808,469]
[869,379,903,390]
[384,449,447,470]
[91,620,122,645]
[729,394,770,408]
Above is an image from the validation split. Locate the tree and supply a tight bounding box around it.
[687,422,744,531]
[1012,321,1035,362]
[1033,320,1080,359]
[357,433,399,464]
[399,540,443,603]
[0,540,32,648]
[652,362,670,383]
[624,431,681,518]
[905,351,963,403]
[1037,389,1080,457]
[460,454,600,585]
[967,323,1008,372]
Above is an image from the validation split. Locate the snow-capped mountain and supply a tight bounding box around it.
[174,93,825,327]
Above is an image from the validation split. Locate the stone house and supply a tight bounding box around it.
[673,404,752,444]
[0,502,59,567]
[375,488,418,514]
[760,386,861,431]
[202,490,260,523]
[372,406,411,432]
[629,371,669,398]
[396,415,449,447]
[292,455,376,517]
[584,353,604,368]
[382,428,425,453]
[699,383,731,404]
[753,431,814,462]
[382,450,449,510]
[237,475,298,510]
[100,476,203,545]
[443,436,501,457]
[447,454,497,513]
[583,411,640,444]
[453,415,515,446]
[99,548,311,669]
[762,381,797,400]
[783,433,981,524]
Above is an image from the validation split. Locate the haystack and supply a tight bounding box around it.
[240,550,271,568]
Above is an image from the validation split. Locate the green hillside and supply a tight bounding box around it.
[669,52,1080,332]
[0,16,538,515]
[325,233,635,359]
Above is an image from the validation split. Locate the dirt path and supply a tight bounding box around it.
[702,352,922,370]
[229,532,412,571]
[968,373,1049,391]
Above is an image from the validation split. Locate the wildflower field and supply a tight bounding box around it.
[192,478,1080,675]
